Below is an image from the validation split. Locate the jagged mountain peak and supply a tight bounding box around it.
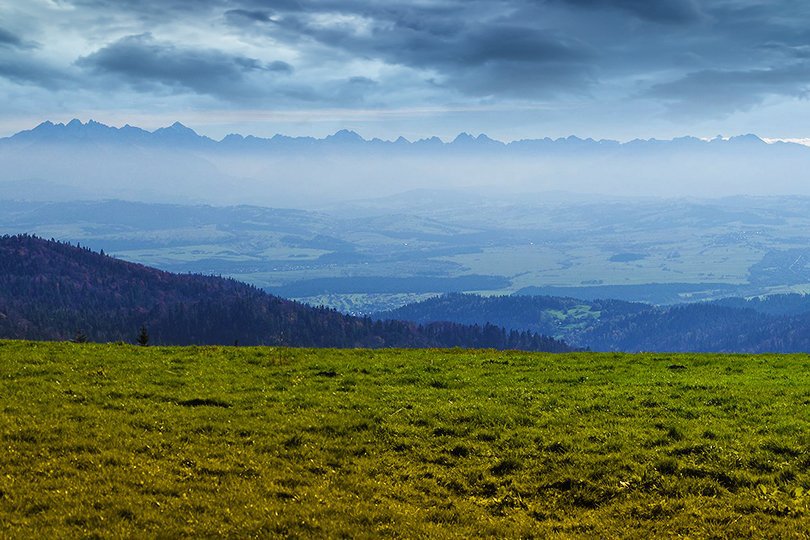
[325,129,364,143]
[152,121,200,137]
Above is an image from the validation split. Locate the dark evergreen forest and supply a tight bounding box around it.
[0,235,570,351]
[380,292,810,353]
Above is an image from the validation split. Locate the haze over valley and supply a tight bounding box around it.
[5,124,810,315]
[6,120,810,207]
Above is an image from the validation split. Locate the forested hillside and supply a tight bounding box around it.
[379,293,810,353]
[379,293,647,336]
[0,235,570,351]
[711,293,810,315]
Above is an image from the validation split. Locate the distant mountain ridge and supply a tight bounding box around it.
[3,119,802,154]
[6,118,810,207]
[8,119,216,147]
[0,235,570,351]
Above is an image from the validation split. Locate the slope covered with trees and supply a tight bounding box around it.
[379,292,810,353]
[379,293,647,336]
[0,235,570,351]
[711,293,810,316]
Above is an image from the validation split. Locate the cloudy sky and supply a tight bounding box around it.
[2,0,810,141]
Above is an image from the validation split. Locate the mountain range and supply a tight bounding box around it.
[2,119,799,154]
[4,120,810,206]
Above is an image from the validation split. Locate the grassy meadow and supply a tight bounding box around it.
[0,341,808,538]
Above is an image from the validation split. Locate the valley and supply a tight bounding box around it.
[3,196,810,313]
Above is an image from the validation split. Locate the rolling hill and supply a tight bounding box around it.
[378,292,810,353]
[0,235,570,351]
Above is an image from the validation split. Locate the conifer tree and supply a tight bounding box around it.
[137,326,149,346]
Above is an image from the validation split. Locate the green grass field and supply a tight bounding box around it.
[1,342,807,538]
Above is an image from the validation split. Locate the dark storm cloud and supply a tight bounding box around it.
[76,34,291,99]
[72,0,589,79]
[7,0,810,118]
[214,0,810,107]
[234,3,595,97]
[225,9,274,23]
[267,61,293,73]
[0,26,64,87]
[553,0,702,24]
[647,63,810,116]
[0,58,69,88]
[70,0,225,20]
[0,26,37,50]
[0,27,24,48]
[323,20,582,66]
